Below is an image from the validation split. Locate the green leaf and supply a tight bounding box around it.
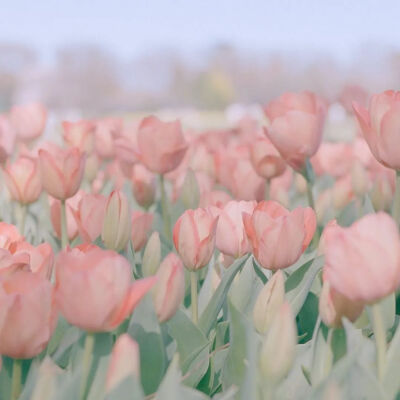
[229,256,260,313]
[167,309,210,387]
[384,311,400,398]
[155,356,209,400]
[199,255,248,336]
[310,328,333,386]
[222,301,259,400]
[252,258,268,285]
[128,294,166,395]
[285,256,324,316]
[105,377,144,400]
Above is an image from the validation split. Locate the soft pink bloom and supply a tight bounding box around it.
[50,192,83,242]
[250,136,286,180]
[131,164,156,209]
[106,334,140,393]
[55,245,156,332]
[332,175,354,210]
[153,253,185,323]
[13,242,54,280]
[10,103,47,142]
[0,115,16,163]
[131,211,153,252]
[215,200,256,258]
[319,279,363,328]
[199,190,232,209]
[39,144,86,200]
[94,118,121,159]
[311,142,354,178]
[62,120,95,153]
[3,156,42,204]
[0,270,56,358]
[264,91,326,171]
[136,116,188,174]
[243,201,316,270]
[189,142,216,179]
[323,213,400,303]
[353,90,400,170]
[173,208,218,270]
[71,193,106,243]
[339,84,369,113]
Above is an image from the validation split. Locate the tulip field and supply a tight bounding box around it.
[1,90,400,400]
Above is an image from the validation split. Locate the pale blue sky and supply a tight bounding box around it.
[1,0,400,62]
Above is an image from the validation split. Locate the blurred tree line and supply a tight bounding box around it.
[1,41,400,114]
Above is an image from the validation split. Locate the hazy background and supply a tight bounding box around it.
[1,0,400,114]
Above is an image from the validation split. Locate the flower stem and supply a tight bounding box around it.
[370,303,386,382]
[264,179,270,201]
[191,271,198,324]
[60,200,69,249]
[159,175,172,242]
[391,170,400,224]
[80,333,95,400]
[19,204,27,236]
[306,180,315,210]
[10,359,22,400]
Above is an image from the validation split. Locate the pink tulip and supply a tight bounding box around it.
[311,142,354,178]
[323,212,400,303]
[215,200,256,258]
[62,120,95,153]
[200,190,232,209]
[153,253,185,323]
[264,91,326,171]
[339,84,368,113]
[231,159,265,201]
[243,201,316,270]
[136,116,188,174]
[50,191,83,242]
[94,118,121,159]
[0,115,16,163]
[173,208,218,270]
[39,144,85,200]
[10,103,47,142]
[0,270,57,358]
[319,279,363,328]
[55,244,156,331]
[131,164,156,209]
[106,334,140,393]
[131,211,153,252]
[13,242,54,280]
[353,90,400,170]
[0,223,24,251]
[3,156,42,204]
[250,136,286,180]
[71,193,106,243]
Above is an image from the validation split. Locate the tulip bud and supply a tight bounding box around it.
[316,189,333,224]
[131,211,153,252]
[180,169,200,210]
[3,156,42,204]
[131,164,156,209]
[351,161,369,197]
[102,190,131,252]
[84,153,99,183]
[259,302,297,383]
[253,270,285,334]
[319,280,364,328]
[173,208,218,271]
[106,334,140,393]
[142,232,161,277]
[332,177,353,210]
[153,253,185,323]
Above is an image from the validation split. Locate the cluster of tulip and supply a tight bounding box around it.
[0,89,400,399]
